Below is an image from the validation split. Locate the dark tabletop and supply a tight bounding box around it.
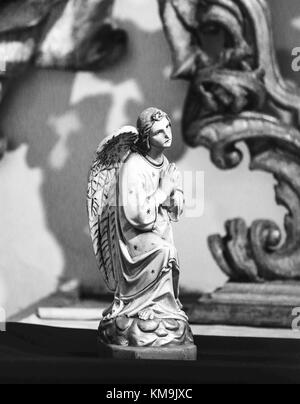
[0,323,299,384]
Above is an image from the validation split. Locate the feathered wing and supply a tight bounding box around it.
[87,126,139,291]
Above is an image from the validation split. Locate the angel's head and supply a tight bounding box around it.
[136,107,172,153]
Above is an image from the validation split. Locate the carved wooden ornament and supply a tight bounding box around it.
[160,0,300,282]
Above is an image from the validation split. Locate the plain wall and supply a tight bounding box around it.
[0,0,299,317]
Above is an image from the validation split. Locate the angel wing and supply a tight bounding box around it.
[87,126,139,291]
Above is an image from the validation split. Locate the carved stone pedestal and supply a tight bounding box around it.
[185,283,300,329]
[98,341,197,361]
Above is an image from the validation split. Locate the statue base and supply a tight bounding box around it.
[97,315,197,360]
[98,316,195,346]
[98,340,197,360]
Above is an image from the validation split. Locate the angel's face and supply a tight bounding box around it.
[149,117,172,150]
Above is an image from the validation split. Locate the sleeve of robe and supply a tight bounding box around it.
[119,158,167,232]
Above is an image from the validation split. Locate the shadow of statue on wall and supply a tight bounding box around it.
[1,2,298,300]
[0,19,188,295]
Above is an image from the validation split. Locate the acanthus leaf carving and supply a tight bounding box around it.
[160,0,300,282]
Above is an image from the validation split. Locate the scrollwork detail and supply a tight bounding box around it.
[160,0,300,281]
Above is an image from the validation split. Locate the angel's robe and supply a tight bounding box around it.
[103,151,187,322]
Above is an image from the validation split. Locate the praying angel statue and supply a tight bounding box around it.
[87,108,196,359]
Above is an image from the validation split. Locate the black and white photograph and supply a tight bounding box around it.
[0,0,300,386]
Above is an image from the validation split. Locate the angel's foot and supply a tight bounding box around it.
[138,308,155,321]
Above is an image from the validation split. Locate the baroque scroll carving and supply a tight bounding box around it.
[0,0,127,157]
[160,0,300,282]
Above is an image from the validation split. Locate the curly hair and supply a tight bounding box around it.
[135,107,170,153]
